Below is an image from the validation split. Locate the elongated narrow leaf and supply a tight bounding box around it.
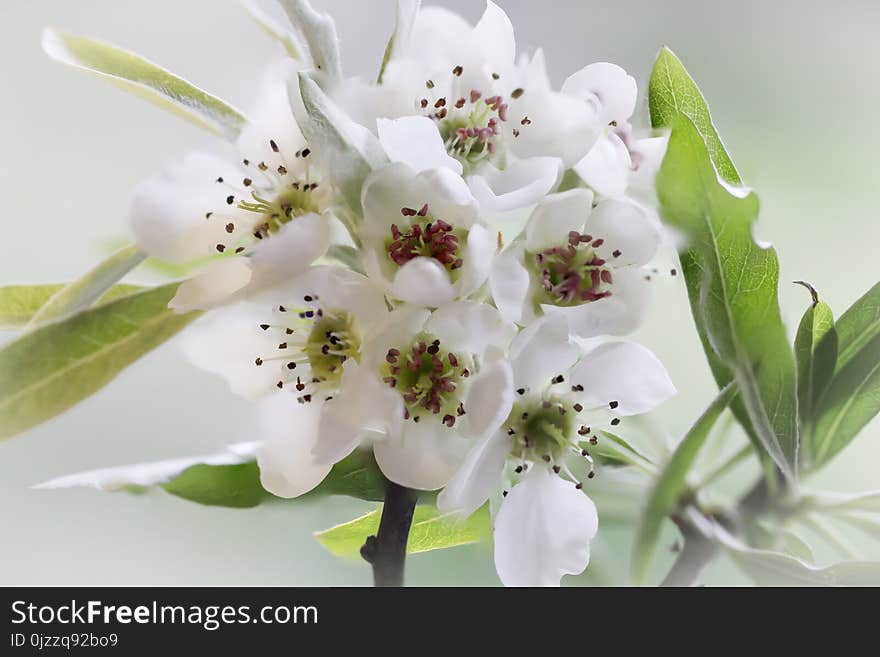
[810,331,880,468]
[595,431,656,471]
[632,382,737,584]
[0,283,142,330]
[793,283,837,468]
[808,490,880,514]
[315,505,491,559]
[27,245,146,328]
[241,0,305,60]
[0,284,198,440]
[278,0,342,79]
[833,282,880,372]
[655,112,799,478]
[43,29,246,140]
[36,447,386,506]
[378,0,421,82]
[294,73,388,214]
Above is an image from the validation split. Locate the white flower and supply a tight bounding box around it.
[490,188,661,337]
[129,61,333,311]
[368,1,579,212]
[360,162,496,307]
[438,316,675,586]
[179,265,387,400]
[314,302,517,491]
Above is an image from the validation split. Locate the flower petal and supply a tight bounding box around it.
[457,223,496,298]
[377,115,463,174]
[562,62,637,124]
[570,341,676,416]
[178,299,282,399]
[524,188,594,252]
[467,157,562,212]
[256,392,332,498]
[425,301,516,358]
[248,212,331,290]
[391,256,456,306]
[459,357,515,438]
[489,245,530,323]
[129,152,248,263]
[169,258,253,312]
[314,360,404,464]
[374,419,471,490]
[573,132,632,198]
[493,468,599,586]
[471,1,516,68]
[438,429,510,518]
[586,198,661,267]
[510,315,580,390]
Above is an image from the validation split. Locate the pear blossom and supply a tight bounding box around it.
[129,61,334,311]
[438,317,676,586]
[313,302,517,491]
[360,162,496,307]
[490,188,662,337]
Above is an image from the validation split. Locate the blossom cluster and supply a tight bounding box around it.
[124,1,676,586]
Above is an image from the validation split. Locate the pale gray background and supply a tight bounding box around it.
[1,0,878,585]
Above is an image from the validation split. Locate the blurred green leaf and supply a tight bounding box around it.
[294,73,388,215]
[43,29,246,140]
[632,382,737,584]
[315,505,490,559]
[278,0,342,79]
[241,0,304,60]
[27,244,146,328]
[654,111,799,478]
[0,284,197,440]
[377,0,420,83]
[809,490,880,514]
[595,431,656,472]
[163,462,270,508]
[793,283,837,467]
[833,282,880,372]
[0,283,142,330]
[723,538,880,585]
[810,330,880,468]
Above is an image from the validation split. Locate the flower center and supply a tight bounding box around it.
[381,333,472,425]
[529,231,615,307]
[254,294,360,402]
[419,68,517,170]
[386,205,465,273]
[209,141,325,255]
[506,397,577,464]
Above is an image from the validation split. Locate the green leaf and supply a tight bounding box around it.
[241,0,305,60]
[278,0,342,79]
[810,331,880,468]
[649,47,741,186]
[315,505,491,559]
[723,540,880,586]
[37,446,386,507]
[377,0,421,83]
[595,431,656,472]
[163,462,271,508]
[43,29,246,140]
[294,73,388,215]
[654,111,799,479]
[27,244,146,328]
[0,284,198,440]
[808,490,880,514]
[793,283,837,466]
[631,382,737,584]
[833,282,880,372]
[0,283,142,330]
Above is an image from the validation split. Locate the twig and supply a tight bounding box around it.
[360,480,418,587]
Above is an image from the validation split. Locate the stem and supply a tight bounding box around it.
[360,480,418,587]
[660,514,720,587]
